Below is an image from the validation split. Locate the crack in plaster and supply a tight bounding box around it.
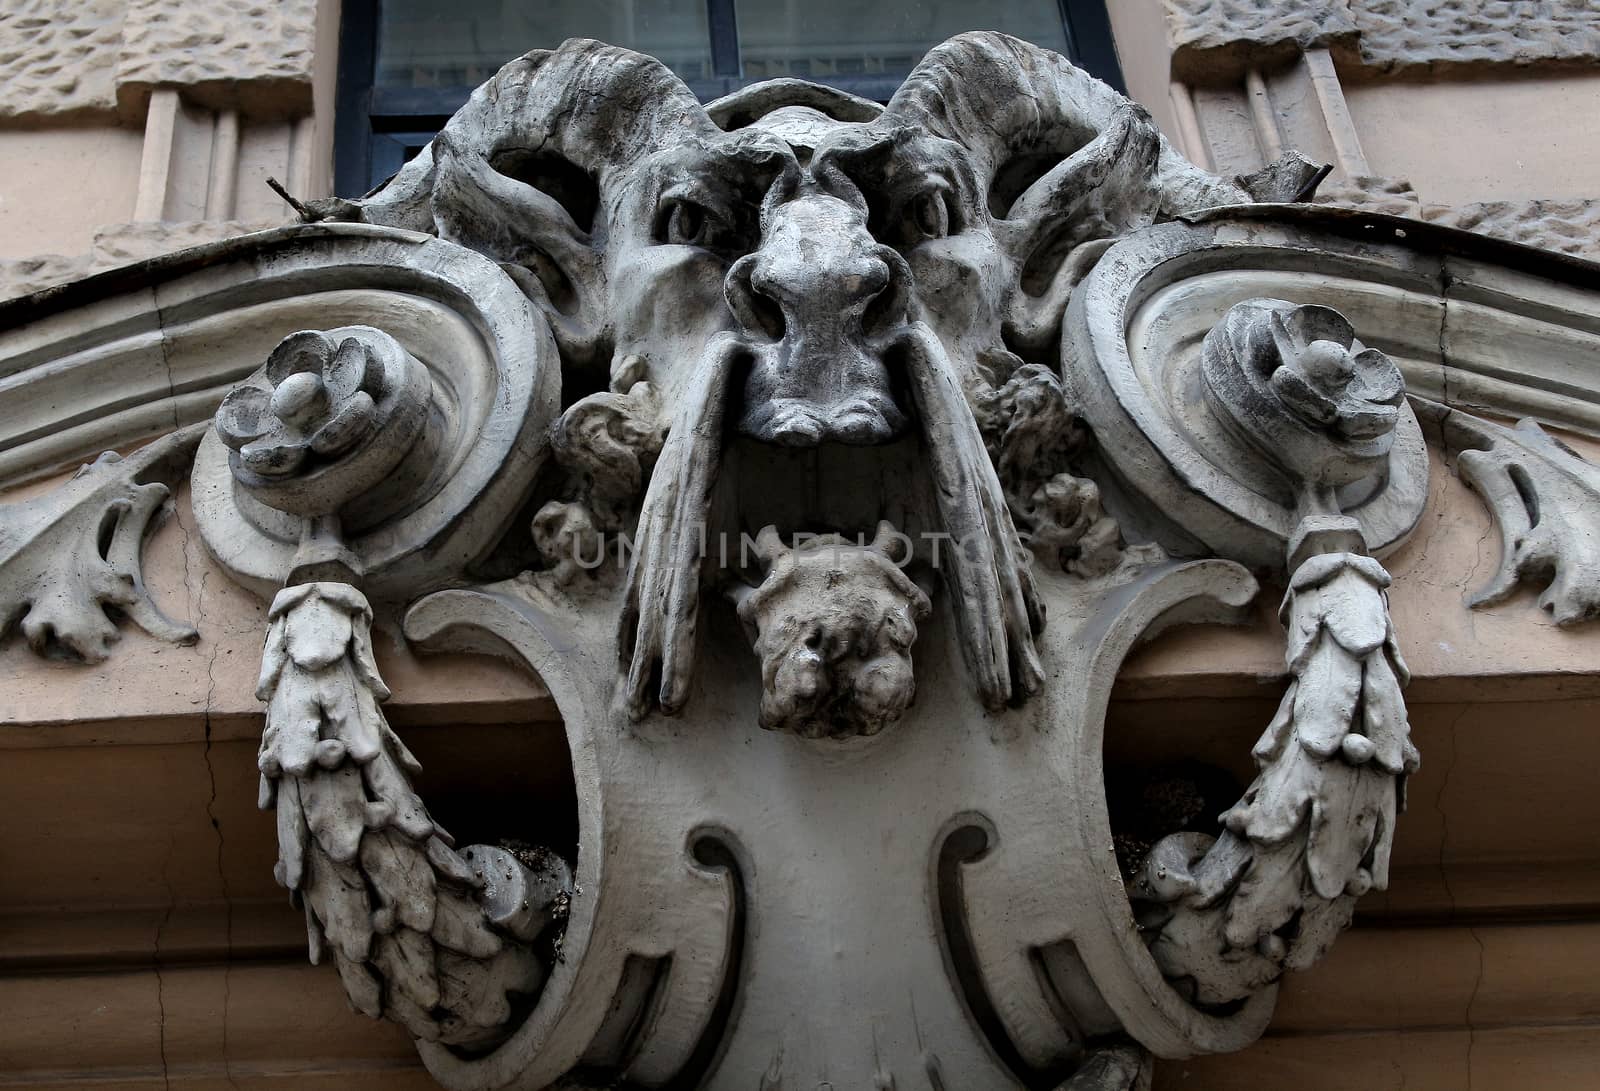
[1433,706,1482,1090]
[153,831,177,1091]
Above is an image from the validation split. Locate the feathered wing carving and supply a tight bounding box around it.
[257,581,566,1046]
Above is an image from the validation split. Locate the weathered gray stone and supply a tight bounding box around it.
[12,31,1600,1091]
[1132,298,1418,1008]
[255,580,560,1047]
[731,523,931,737]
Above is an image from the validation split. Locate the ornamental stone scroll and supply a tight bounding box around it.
[5,28,1600,1091]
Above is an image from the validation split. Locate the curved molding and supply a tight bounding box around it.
[0,224,553,488]
[0,224,557,597]
[403,581,739,1090]
[1066,204,1600,568]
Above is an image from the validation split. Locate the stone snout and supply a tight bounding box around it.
[726,193,910,447]
[731,522,931,738]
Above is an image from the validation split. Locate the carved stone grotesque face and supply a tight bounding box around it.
[733,523,931,737]
[347,33,1250,724]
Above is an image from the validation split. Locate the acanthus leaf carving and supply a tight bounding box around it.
[0,424,202,662]
[1133,551,1415,1006]
[1439,407,1600,625]
[256,580,566,1046]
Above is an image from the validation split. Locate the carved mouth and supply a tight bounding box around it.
[740,390,909,447]
[734,338,912,447]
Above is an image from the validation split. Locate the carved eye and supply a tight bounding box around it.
[662,200,709,246]
[908,190,952,242]
[656,197,754,254]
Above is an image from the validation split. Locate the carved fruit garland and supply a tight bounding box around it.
[258,582,549,1044]
[1134,550,1417,1005]
[223,328,567,1047]
[1133,299,1420,1005]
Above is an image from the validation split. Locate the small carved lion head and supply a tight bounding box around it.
[733,523,931,738]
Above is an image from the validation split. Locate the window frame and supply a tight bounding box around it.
[334,0,1126,196]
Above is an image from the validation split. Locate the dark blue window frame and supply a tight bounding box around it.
[335,0,1126,196]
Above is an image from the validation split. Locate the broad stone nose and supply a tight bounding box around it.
[728,194,909,447]
[731,195,891,335]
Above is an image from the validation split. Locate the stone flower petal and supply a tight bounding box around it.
[1349,347,1404,405]
[310,391,377,455]
[1334,400,1401,440]
[215,385,275,449]
[1281,303,1354,349]
[266,330,336,385]
[240,432,310,477]
[326,337,383,402]
[1269,365,1339,425]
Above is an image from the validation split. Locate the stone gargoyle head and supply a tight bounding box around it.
[332,32,1252,724]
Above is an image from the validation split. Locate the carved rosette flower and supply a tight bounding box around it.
[214,326,436,518]
[218,332,382,476]
[257,581,567,1046]
[1202,299,1405,489]
[1263,306,1403,442]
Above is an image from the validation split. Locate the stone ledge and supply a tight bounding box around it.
[0,218,290,303]
[114,0,320,117]
[1165,0,1359,82]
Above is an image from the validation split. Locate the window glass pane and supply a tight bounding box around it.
[736,0,1070,81]
[376,0,714,87]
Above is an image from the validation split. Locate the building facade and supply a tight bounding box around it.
[2,3,1599,1090]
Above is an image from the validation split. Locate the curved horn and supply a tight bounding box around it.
[883,31,1246,216]
[354,38,720,231]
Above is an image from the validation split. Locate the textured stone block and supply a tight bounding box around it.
[116,0,319,116]
[1165,0,1358,81]
[0,220,290,303]
[1314,174,1423,217]
[1424,199,1600,259]
[90,218,289,266]
[0,0,124,121]
[0,253,93,302]
[1355,0,1600,73]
